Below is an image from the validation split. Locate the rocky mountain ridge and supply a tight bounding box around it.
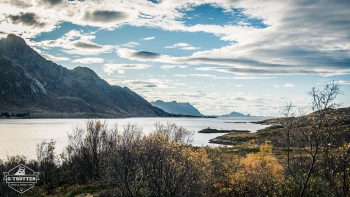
[221,111,251,117]
[0,34,168,118]
[150,100,203,116]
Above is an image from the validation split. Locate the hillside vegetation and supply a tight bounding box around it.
[210,107,350,147]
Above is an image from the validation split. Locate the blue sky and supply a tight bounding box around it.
[1,0,349,116]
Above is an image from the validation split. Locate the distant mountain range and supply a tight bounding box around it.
[0,34,169,118]
[150,100,203,116]
[221,111,251,117]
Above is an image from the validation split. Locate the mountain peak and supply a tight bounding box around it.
[5,34,27,46]
[0,34,34,58]
[150,100,203,116]
[222,111,251,117]
[73,66,98,76]
[0,34,168,118]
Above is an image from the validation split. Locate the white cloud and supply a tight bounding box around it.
[166,43,190,48]
[41,53,70,62]
[234,85,244,87]
[72,57,104,64]
[284,84,294,88]
[335,80,350,85]
[160,65,187,70]
[117,69,125,74]
[232,76,275,80]
[108,78,175,89]
[165,42,200,50]
[121,41,139,48]
[160,65,176,70]
[103,63,152,75]
[274,85,280,88]
[32,30,116,55]
[182,46,201,50]
[143,36,155,40]
[190,74,217,78]
[173,74,187,77]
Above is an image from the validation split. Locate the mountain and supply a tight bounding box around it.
[221,111,251,117]
[150,100,203,116]
[0,34,168,118]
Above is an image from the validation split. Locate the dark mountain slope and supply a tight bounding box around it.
[150,100,203,116]
[221,111,251,117]
[0,34,168,118]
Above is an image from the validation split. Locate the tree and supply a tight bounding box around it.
[154,122,194,145]
[37,140,57,193]
[65,120,113,183]
[282,81,347,196]
[103,122,211,197]
[103,123,144,197]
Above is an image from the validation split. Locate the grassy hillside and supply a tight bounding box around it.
[209,107,350,149]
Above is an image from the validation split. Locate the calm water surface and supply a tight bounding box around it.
[0,117,269,160]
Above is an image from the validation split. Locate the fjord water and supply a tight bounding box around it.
[0,117,269,160]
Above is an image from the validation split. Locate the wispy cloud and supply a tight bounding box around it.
[316,80,350,85]
[33,30,116,55]
[190,74,217,78]
[284,84,294,88]
[160,65,188,70]
[143,36,155,40]
[103,63,152,75]
[173,74,186,77]
[335,80,350,85]
[41,53,69,61]
[108,79,175,90]
[73,41,103,49]
[165,42,200,50]
[72,57,104,64]
[160,65,176,70]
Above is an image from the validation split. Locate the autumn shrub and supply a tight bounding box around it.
[215,144,284,197]
[64,120,116,183]
[103,123,212,197]
[58,120,212,196]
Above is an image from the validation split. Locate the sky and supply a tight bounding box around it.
[0,0,349,116]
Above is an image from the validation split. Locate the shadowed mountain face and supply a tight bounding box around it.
[0,34,168,118]
[150,100,203,116]
[221,111,251,117]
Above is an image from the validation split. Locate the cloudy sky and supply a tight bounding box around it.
[1,0,349,116]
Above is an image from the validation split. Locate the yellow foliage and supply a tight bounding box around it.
[259,144,273,155]
[224,145,284,196]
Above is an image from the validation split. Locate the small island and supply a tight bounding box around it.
[198,127,250,133]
